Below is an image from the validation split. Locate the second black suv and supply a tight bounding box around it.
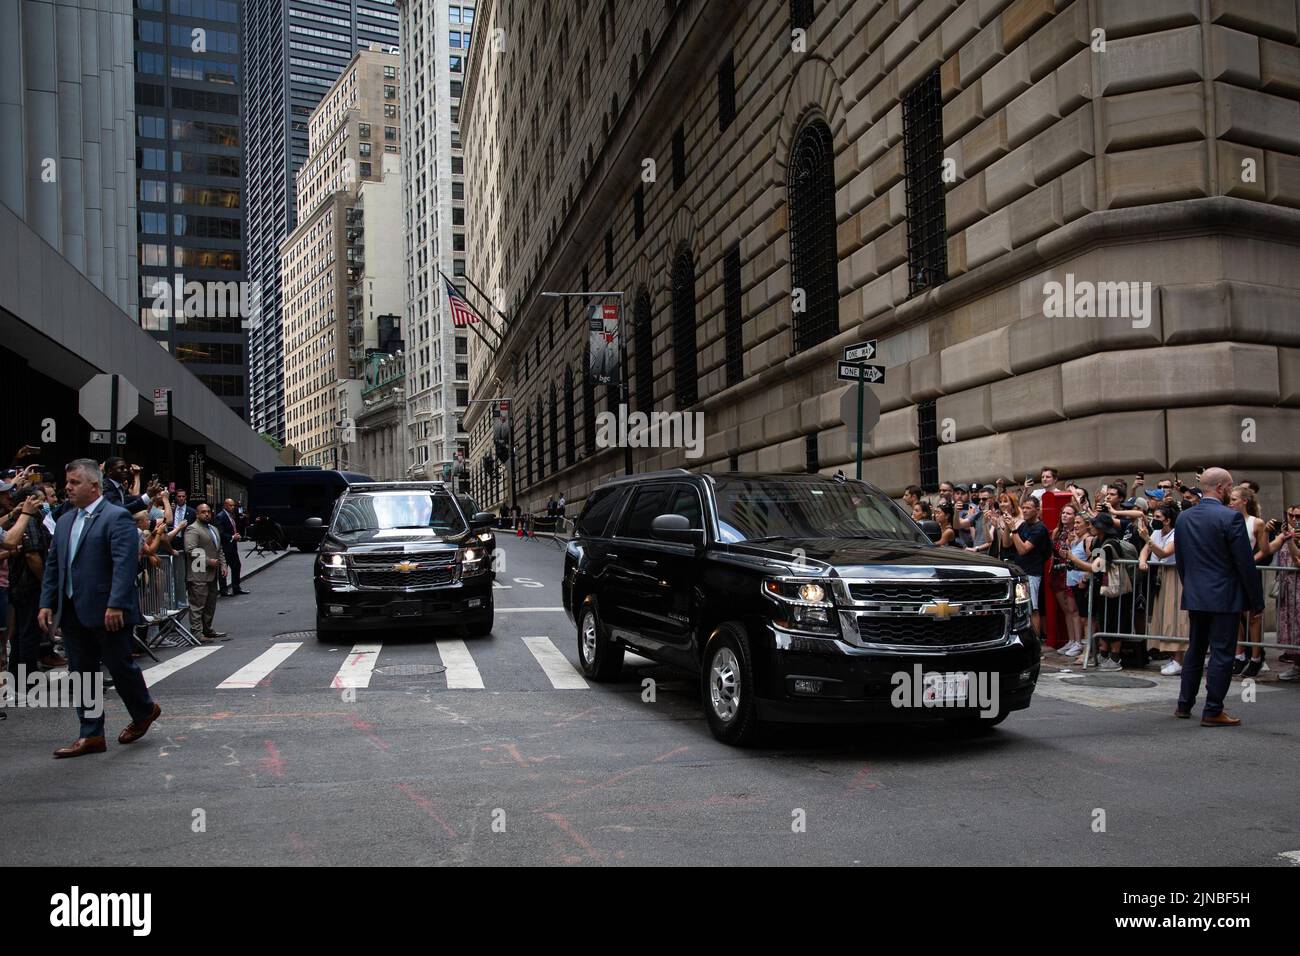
[563,471,1041,745]
[311,482,497,641]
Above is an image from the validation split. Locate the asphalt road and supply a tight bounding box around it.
[2,535,1298,866]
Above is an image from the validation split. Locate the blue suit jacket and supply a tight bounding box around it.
[38,498,142,627]
[1174,497,1265,613]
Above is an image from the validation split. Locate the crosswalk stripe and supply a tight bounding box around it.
[436,639,485,689]
[143,646,222,687]
[330,643,383,689]
[217,642,302,689]
[521,635,589,690]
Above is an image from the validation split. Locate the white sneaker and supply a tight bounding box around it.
[1160,659,1182,676]
[1097,657,1122,672]
[1063,642,1082,658]
[1279,666,1300,682]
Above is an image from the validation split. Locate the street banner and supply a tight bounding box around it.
[586,302,620,386]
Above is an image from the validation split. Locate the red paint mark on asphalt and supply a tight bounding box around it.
[261,740,285,778]
[348,715,390,750]
[536,765,647,811]
[542,812,603,863]
[843,762,879,795]
[553,705,598,726]
[652,745,689,763]
[394,783,457,838]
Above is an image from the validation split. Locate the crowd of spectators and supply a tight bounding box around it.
[0,445,252,711]
[902,466,1300,681]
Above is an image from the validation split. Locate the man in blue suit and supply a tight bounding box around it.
[1174,467,1264,726]
[38,459,161,758]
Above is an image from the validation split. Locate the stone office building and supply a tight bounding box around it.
[461,0,1300,516]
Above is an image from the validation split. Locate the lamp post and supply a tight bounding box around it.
[539,289,630,476]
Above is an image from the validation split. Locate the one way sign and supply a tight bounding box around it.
[837,361,885,384]
[843,339,877,362]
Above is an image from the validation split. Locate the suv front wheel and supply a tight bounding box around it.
[576,598,623,681]
[702,624,763,746]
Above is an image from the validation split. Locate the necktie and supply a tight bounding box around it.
[66,508,87,598]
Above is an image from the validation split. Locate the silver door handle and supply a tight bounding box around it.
[607,552,619,560]
[642,559,658,568]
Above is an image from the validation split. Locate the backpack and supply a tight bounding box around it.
[1094,537,1138,598]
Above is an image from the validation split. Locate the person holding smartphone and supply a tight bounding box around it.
[1276,505,1300,681]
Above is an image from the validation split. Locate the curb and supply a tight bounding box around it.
[238,547,294,581]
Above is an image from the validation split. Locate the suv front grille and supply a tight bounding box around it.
[858,614,1006,648]
[350,553,457,590]
[848,580,1008,603]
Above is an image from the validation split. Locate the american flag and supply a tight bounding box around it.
[443,276,479,327]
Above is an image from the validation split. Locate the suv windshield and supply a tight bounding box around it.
[333,492,467,536]
[712,477,926,544]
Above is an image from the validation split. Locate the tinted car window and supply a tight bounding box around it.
[616,485,672,539]
[669,485,703,529]
[576,486,624,537]
[333,492,466,536]
[712,477,927,544]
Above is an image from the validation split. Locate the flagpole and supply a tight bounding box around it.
[458,271,511,329]
[440,269,503,346]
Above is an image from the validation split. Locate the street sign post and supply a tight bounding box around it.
[89,431,128,445]
[836,358,886,479]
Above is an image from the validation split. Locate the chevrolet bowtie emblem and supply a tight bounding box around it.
[392,560,420,573]
[920,600,961,620]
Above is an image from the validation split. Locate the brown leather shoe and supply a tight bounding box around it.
[118,703,162,744]
[53,736,107,758]
[1201,711,1242,727]
[1174,709,1191,719]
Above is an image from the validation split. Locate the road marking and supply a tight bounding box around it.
[218,642,302,689]
[436,639,484,689]
[331,643,382,689]
[522,636,589,689]
[497,607,566,613]
[143,646,222,687]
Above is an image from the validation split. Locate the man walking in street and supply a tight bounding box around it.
[37,459,161,758]
[216,498,248,597]
[185,503,228,643]
[1174,467,1264,726]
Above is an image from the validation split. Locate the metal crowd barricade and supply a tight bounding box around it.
[1082,558,1300,668]
[133,553,201,651]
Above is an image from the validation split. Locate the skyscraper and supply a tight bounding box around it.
[134,0,247,417]
[243,0,399,442]
[396,0,473,478]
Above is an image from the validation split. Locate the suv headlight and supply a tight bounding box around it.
[460,546,486,576]
[762,578,839,635]
[1015,580,1031,604]
[321,552,349,583]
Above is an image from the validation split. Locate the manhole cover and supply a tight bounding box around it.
[375,664,446,676]
[1060,674,1158,688]
[275,631,318,641]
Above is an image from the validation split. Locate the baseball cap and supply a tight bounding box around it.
[0,481,15,493]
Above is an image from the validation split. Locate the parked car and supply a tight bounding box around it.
[562,470,1041,745]
[247,467,373,551]
[311,482,497,641]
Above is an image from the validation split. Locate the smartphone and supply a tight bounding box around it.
[1136,472,1144,480]
[1025,474,1035,485]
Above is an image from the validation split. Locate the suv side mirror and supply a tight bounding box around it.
[651,513,704,547]
[471,511,495,531]
[916,519,942,543]
[304,517,324,529]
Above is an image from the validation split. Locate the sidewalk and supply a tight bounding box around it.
[237,541,293,580]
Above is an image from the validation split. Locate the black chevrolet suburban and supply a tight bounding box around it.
[311,482,497,641]
[562,470,1041,745]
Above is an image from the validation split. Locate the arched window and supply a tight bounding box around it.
[549,382,559,475]
[524,410,534,487]
[535,395,545,481]
[642,29,652,67]
[629,56,638,92]
[787,118,839,353]
[671,245,698,409]
[633,288,654,412]
[564,365,576,467]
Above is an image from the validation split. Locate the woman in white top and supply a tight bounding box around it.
[1138,504,1187,676]
[1229,485,1268,676]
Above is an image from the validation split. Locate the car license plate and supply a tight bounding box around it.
[923,672,968,704]
[389,602,422,619]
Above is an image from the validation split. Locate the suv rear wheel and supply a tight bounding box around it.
[577,598,623,681]
[702,624,763,746]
